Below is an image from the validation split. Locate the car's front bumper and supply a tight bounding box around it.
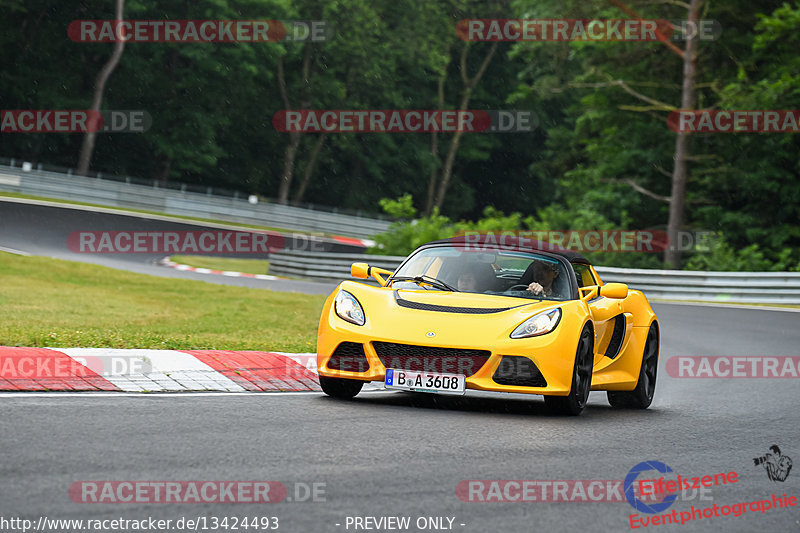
[317,303,586,396]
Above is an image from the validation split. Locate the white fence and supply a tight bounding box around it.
[268,250,800,304]
[0,163,391,239]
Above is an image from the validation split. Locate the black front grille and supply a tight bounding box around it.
[372,341,490,377]
[492,356,548,387]
[327,342,369,373]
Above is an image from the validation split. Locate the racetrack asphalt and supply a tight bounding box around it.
[3,197,800,532]
[0,197,341,294]
[2,302,799,533]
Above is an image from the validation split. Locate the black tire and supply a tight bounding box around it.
[319,375,364,399]
[544,325,594,416]
[607,322,659,409]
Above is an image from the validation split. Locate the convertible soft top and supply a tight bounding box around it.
[422,235,591,265]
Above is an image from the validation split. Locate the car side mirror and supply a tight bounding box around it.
[351,262,394,285]
[350,263,369,279]
[600,282,628,299]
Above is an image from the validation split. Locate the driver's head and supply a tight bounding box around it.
[457,261,495,292]
[533,261,559,286]
[457,271,478,291]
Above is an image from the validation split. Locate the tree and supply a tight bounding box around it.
[275,42,313,204]
[605,0,703,268]
[510,0,781,267]
[431,41,498,212]
[76,0,125,176]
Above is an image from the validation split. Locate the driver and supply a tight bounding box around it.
[526,261,560,297]
[456,262,495,292]
[457,270,479,291]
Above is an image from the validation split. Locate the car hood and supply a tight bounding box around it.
[391,288,544,313]
[335,281,567,342]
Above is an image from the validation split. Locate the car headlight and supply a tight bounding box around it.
[334,290,365,326]
[510,308,561,339]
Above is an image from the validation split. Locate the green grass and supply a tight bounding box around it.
[0,252,326,351]
[171,255,270,276]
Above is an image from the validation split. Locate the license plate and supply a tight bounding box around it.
[385,368,466,395]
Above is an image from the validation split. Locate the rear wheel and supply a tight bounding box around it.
[544,325,593,416]
[607,322,659,409]
[319,375,364,399]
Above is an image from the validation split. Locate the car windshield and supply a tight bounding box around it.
[391,246,572,300]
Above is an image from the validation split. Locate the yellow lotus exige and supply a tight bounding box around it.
[316,237,660,415]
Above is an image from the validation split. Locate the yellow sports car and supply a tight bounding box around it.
[316,236,660,415]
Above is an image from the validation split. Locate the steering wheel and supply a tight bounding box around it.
[508,284,530,291]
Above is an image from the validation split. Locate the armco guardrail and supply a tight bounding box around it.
[0,164,391,239]
[269,251,406,281]
[594,266,800,304]
[269,250,800,304]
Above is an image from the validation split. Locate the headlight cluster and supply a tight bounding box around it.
[510,308,561,339]
[334,290,365,326]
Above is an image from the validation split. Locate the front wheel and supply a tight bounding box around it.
[544,325,594,416]
[607,322,659,409]
[319,375,364,399]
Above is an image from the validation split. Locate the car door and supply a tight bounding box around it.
[573,263,631,365]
